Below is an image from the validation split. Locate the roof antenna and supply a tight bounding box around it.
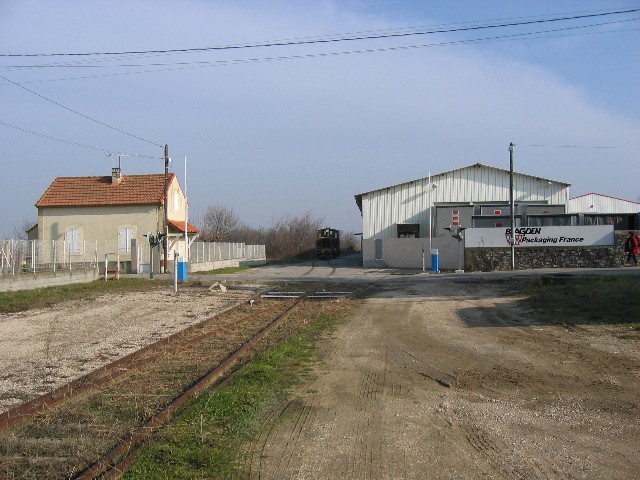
[105,152,144,170]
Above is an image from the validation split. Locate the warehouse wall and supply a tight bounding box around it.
[359,164,570,240]
[361,236,461,270]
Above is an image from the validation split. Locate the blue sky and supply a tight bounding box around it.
[1,0,639,236]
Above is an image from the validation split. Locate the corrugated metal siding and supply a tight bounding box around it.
[362,165,570,239]
[569,194,640,214]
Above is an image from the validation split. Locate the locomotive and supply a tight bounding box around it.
[316,228,340,259]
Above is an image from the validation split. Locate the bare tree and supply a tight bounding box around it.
[341,231,361,253]
[200,205,240,242]
[230,224,267,244]
[266,212,324,260]
[8,219,37,240]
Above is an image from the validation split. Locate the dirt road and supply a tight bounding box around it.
[247,276,640,479]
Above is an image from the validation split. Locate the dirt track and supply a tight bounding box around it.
[246,276,640,479]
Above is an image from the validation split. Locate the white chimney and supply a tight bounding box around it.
[112,167,122,185]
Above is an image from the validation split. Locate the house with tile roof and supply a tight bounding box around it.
[35,168,199,273]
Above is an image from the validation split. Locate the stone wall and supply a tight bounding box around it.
[466,230,632,272]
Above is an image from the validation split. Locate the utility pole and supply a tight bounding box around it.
[184,155,189,264]
[164,144,169,272]
[509,142,515,270]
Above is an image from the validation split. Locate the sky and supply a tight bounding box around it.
[1,0,639,237]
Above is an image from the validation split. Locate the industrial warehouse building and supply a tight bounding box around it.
[354,163,639,271]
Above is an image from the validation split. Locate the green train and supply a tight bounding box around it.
[316,228,340,259]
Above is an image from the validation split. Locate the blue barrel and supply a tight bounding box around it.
[177,257,188,282]
[431,249,439,273]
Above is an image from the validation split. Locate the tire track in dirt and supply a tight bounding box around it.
[347,366,386,479]
[249,277,640,479]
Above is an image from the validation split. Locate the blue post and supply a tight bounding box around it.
[178,256,188,282]
[431,249,440,273]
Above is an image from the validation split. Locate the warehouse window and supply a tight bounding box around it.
[397,224,420,238]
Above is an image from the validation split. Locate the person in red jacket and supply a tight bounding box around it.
[624,231,639,266]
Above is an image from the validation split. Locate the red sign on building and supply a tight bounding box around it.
[452,210,460,226]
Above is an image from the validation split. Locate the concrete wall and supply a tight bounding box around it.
[362,237,461,270]
[0,268,99,292]
[188,258,267,272]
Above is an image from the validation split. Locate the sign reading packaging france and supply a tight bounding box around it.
[465,225,614,248]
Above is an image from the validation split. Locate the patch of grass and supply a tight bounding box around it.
[0,279,169,314]
[518,275,640,328]
[123,315,337,479]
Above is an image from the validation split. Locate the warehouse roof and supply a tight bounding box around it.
[354,163,571,213]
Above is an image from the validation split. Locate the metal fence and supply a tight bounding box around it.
[0,240,98,275]
[189,242,266,263]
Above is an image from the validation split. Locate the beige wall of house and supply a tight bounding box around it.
[166,177,192,260]
[167,178,186,222]
[37,204,163,267]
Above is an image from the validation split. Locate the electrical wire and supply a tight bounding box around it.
[0,75,164,148]
[1,7,637,58]
[2,8,637,156]
[518,144,633,149]
[1,120,112,153]
[0,121,162,158]
[3,20,638,85]
[5,16,637,70]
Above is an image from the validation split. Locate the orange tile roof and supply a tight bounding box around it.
[35,173,175,208]
[167,219,201,233]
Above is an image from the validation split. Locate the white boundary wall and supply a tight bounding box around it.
[362,237,461,270]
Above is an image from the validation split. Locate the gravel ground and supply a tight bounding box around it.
[0,285,257,413]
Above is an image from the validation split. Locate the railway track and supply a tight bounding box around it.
[0,281,362,479]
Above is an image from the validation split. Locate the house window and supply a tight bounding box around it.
[65,228,82,254]
[118,227,135,253]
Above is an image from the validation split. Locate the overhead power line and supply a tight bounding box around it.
[1,7,638,58]
[3,16,636,71]
[0,120,109,151]
[519,144,634,149]
[0,75,163,148]
[2,19,637,85]
[0,120,162,156]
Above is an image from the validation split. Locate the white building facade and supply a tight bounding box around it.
[354,164,572,269]
[569,193,640,214]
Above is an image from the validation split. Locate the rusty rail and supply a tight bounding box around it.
[77,297,306,479]
[0,295,261,431]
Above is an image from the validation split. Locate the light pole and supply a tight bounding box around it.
[509,142,515,270]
